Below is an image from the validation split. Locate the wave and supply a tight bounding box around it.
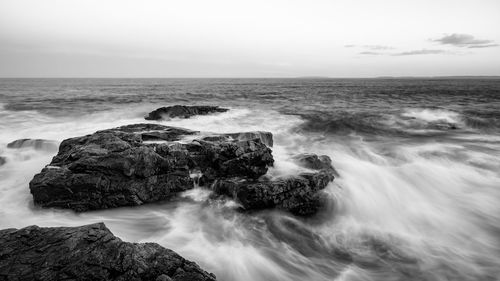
[401,108,462,124]
[295,107,500,137]
[1,101,500,280]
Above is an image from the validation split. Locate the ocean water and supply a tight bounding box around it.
[1,78,500,281]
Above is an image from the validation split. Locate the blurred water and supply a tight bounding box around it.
[1,78,500,281]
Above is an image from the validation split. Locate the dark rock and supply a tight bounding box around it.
[292,153,339,177]
[0,156,5,166]
[7,138,58,152]
[0,223,216,281]
[29,124,273,212]
[145,105,229,120]
[187,139,273,183]
[212,170,334,216]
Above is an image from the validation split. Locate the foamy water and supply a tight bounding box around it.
[1,78,500,281]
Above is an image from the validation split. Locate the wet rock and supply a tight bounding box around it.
[29,124,273,212]
[145,105,229,120]
[292,153,339,177]
[0,223,216,281]
[187,139,273,183]
[212,170,334,216]
[7,138,59,152]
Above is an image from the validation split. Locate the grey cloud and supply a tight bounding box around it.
[467,44,499,48]
[358,49,448,56]
[359,51,382,55]
[392,49,447,56]
[433,34,497,48]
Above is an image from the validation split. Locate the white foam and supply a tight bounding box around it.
[402,108,462,124]
[1,104,500,280]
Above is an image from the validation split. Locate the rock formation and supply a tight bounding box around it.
[145,105,229,120]
[0,222,216,281]
[212,170,334,215]
[210,153,336,215]
[29,122,336,216]
[29,124,273,212]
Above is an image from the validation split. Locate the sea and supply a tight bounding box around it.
[1,78,500,281]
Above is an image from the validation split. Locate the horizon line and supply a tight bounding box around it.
[1,75,500,79]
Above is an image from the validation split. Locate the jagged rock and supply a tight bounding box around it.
[292,153,339,177]
[29,124,273,212]
[212,170,334,216]
[145,105,229,120]
[187,139,273,183]
[7,138,58,152]
[0,223,216,281]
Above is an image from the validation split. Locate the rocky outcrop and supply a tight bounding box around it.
[186,138,273,185]
[211,153,337,215]
[0,223,216,281]
[212,170,334,215]
[145,105,229,120]
[29,124,273,212]
[7,138,58,152]
[27,122,336,216]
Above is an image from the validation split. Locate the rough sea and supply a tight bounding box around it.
[1,78,500,281]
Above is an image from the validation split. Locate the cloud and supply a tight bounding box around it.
[433,34,497,48]
[359,51,382,55]
[358,49,448,56]
[467,44,499,48]
[392,49,447,56]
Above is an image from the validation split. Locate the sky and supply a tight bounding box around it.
[0,0,499,77]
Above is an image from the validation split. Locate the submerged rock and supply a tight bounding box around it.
[292,153,339,177]
[29,124,273,211]
[145,105,229,120]
[7,138,59,152]
[0,223,216,281]
[213,170,334,216]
